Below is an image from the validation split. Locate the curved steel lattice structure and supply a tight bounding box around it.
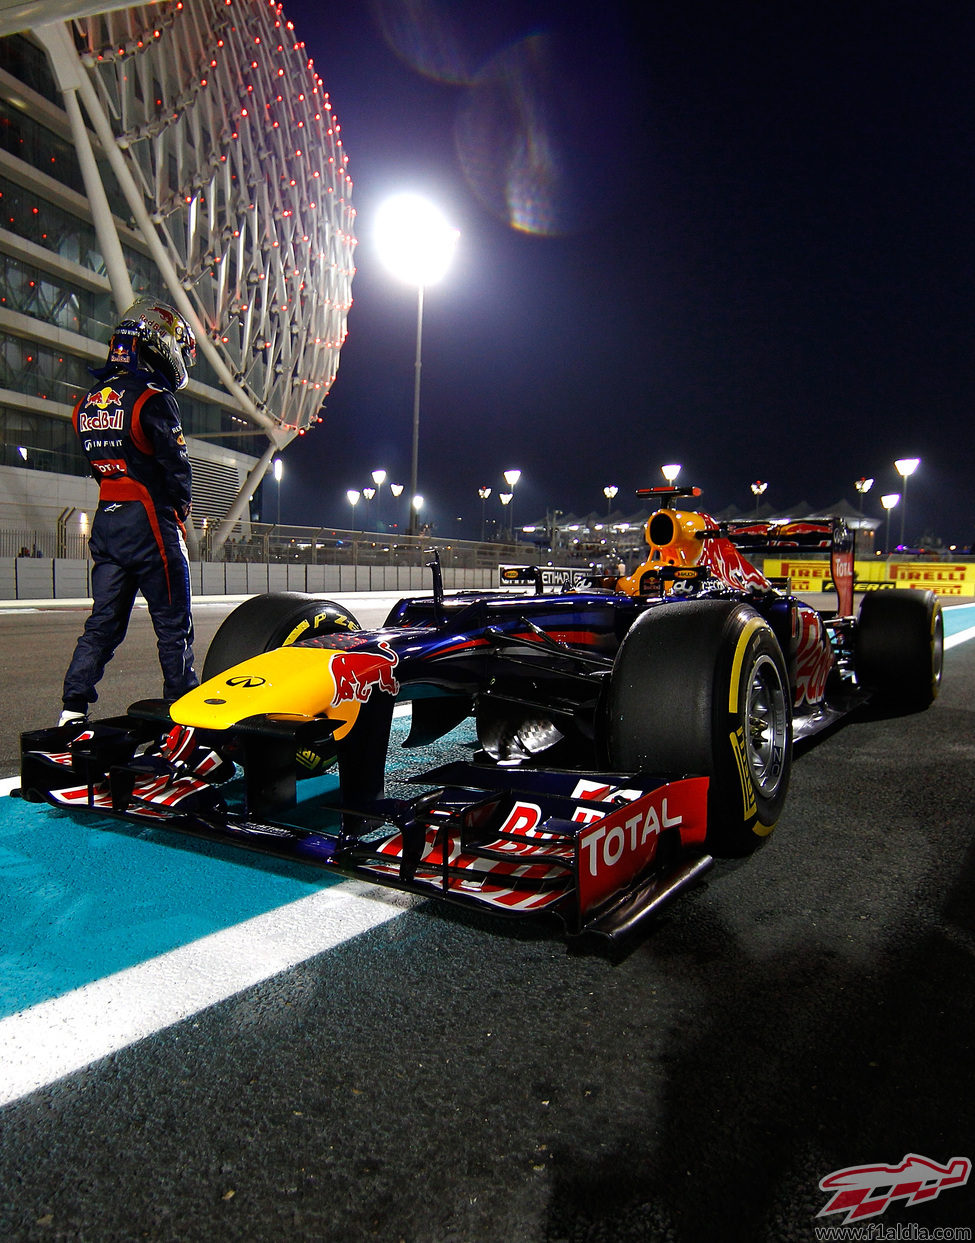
[72,0,355,440]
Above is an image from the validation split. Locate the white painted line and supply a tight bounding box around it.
[0,880,413,1107]
[946,625,975,650]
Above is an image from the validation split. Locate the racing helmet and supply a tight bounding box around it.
[106,298,197,390]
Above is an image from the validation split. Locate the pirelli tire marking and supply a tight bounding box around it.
[726,618,786,840]
[283,610,361,648]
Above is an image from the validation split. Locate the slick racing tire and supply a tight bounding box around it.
[854,588,943,711]
[202,592,362,681]
[605,600,792,855]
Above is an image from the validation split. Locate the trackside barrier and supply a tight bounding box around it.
[4,556,974,603]
[0,558,497,602]
[763,557,975,598]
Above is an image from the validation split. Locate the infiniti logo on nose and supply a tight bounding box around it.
[226,675,266,688]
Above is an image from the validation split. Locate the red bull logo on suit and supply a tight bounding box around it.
[79,387,124,433]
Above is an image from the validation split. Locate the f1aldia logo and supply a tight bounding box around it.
[818,1153,971,1223]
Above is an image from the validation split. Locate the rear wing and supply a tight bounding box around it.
[725,520,855,615]
[633,488,855,615]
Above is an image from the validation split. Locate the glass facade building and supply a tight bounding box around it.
[0,2,355,546]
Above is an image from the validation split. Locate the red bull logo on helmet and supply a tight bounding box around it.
[328,641,400,705]
[109,325,139,368]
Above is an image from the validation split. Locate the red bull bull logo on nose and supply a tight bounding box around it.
[328,641,400,705]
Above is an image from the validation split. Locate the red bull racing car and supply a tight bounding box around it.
[18,487,944,944]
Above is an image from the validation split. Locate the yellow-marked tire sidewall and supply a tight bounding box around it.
[711,615,792,855]
[202,593,362,682]
[605,600,792,856]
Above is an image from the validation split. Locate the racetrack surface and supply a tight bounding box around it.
[0,599,973,1240]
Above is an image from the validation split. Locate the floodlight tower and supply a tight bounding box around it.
[372,469,387,531]
[855,477,874,513]
[273,457,283,527]
[479,486,492,540]
[375,193,459,534]
[503,469,521,539]
[894,457,920,547]
[499,492,513,539]
[881,492,900,554]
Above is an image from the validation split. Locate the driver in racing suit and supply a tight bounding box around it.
[59,299,200,726]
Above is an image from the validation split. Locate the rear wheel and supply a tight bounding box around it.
[203,593,362,680]
[605,600,792,855]
[854,589,943,710]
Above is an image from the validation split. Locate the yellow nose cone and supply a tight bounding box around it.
[170,647,341,731]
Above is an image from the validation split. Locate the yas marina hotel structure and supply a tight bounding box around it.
[0,0,355,555]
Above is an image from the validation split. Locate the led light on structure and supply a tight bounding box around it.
[71,0,356,452]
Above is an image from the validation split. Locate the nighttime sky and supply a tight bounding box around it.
[278,0,975,547]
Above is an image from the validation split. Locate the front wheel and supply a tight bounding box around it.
[605,600,793,855]
[201,593,363,779]
[202,592,362,681]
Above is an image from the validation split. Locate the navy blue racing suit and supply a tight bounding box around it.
[62,367,199,712]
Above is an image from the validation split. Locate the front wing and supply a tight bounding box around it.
[17,714,713,943]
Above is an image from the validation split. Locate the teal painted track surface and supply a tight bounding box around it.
[0,713,470,1020]
[942,599,975,638]
[2,602,974,1022]
[0,808,331,1019]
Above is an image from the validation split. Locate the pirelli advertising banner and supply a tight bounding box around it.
[763,558,975,597]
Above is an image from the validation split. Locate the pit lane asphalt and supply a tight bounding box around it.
[1,598,974,1241]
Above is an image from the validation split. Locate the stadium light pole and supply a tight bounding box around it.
[854,476,874,557]
[499,492,513,540]
[881,492,900,555]
[603,484,618,517]
[389,482,404,531]
[371,469,387,531]
[503,469,521,541]
[661,463,681,486]
[347,488,361,532]
[894,457,920,547]
[750,479,768,518]
[375,193,459,535]
[854,476,874,513]
[478,486,492,540]
[273,456,283,526]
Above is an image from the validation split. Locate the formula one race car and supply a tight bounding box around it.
[18,486,944,944]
